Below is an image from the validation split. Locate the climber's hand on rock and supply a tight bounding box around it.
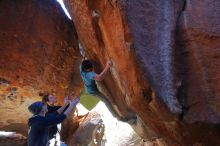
[107,59,113,67]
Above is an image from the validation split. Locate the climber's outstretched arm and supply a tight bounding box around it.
[94,60,112,81]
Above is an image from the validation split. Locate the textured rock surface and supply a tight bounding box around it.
[0,0,81,138]
[64,0,220,145]
[177,0,220,123]
[0,0,220,145]
[0,131,27,146]
[67,111,104,146]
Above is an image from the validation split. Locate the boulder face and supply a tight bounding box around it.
[67,111,104,146]
[177,0,220,123]
[64,0,220,145]
[0,0,81,136]
[0,0,220,145]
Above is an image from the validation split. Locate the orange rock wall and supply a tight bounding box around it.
[0,0,82,101]
[0,0,81,136]
[0,0,220,145]
[64,0,220,145]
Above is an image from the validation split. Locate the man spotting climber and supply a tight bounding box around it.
[27,96,79,146]
[41,91,79,146]
[80,59,137,123]
[40,92,67,146]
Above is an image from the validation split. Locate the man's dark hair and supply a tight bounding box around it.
[81,60,93,72]
[28,101,44,115]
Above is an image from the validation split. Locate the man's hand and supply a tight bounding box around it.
[70,97,80,107]
[68,91,78,101]
[64,96,70,105]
